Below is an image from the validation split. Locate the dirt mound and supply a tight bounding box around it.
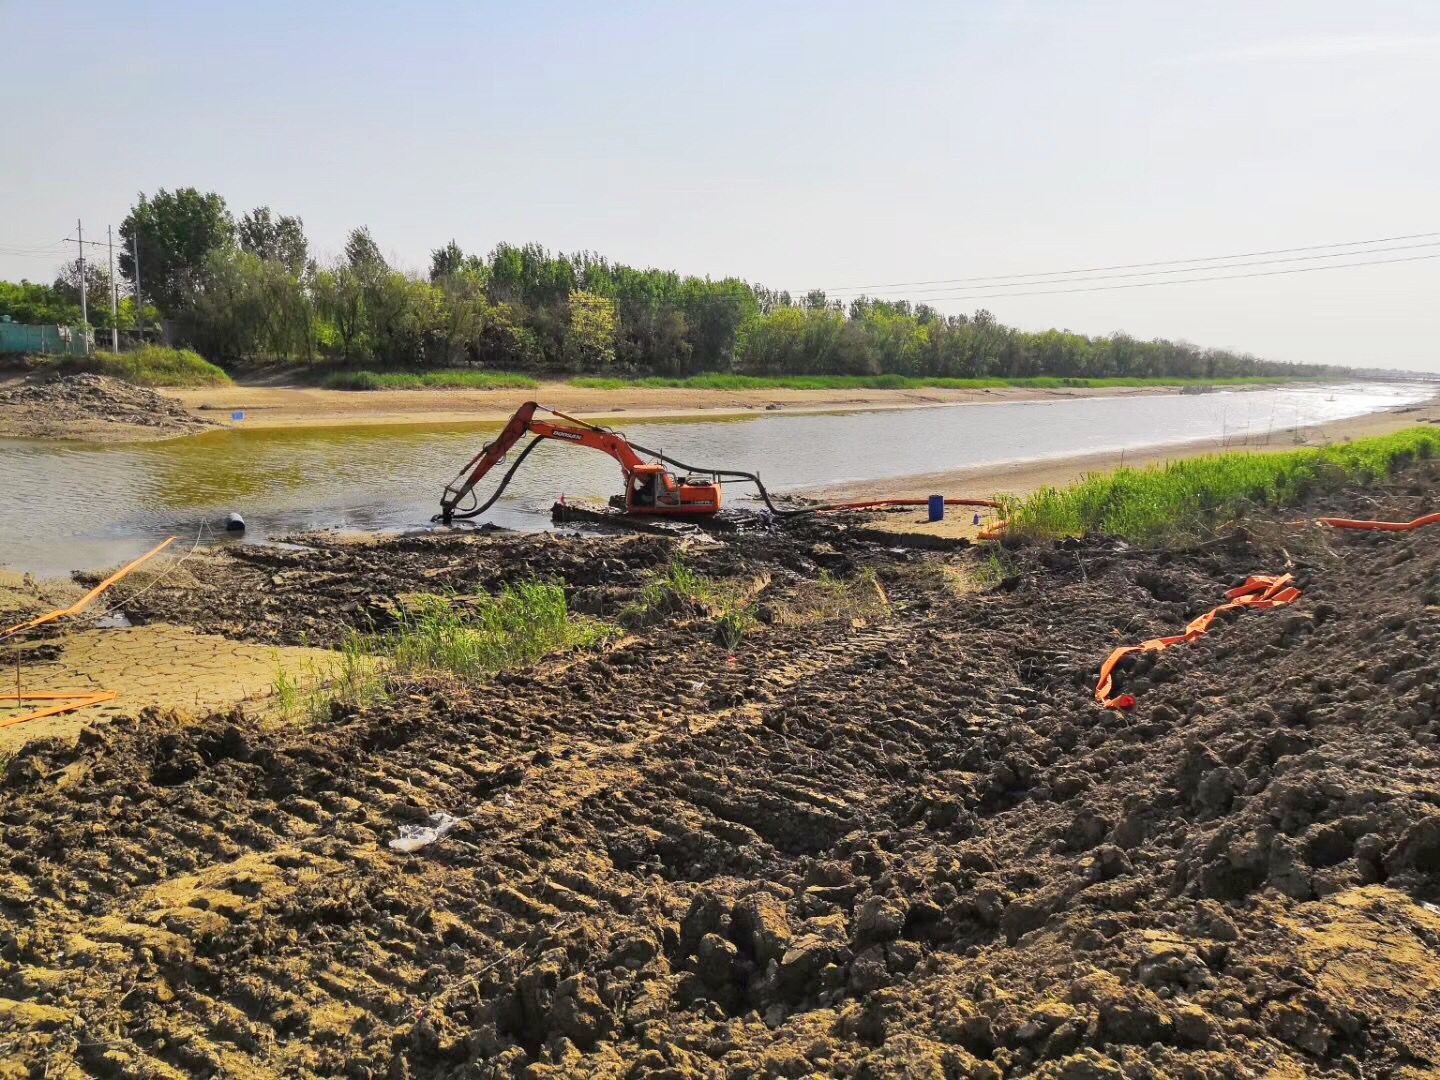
[0,373,214,439]
[4,461,1439,1077]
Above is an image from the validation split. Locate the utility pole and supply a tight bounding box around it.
[75,219,88,331]
[131,231,143,338]
[107,225,119,351]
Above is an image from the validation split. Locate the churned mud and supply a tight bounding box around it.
[3,461,1440,1078]
[0,374,216,440]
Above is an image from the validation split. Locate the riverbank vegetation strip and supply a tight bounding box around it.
[32,346,232,387]
[4,185,1355,386]
[1001,427,1440,542]
[321,370,538,390]
[312,370,1311,392]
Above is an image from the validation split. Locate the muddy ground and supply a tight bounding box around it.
[3,462,1440,1078]
[0,373,215,440]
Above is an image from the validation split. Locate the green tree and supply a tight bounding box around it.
[565,291,618,368]
[52,258,115,327]
[312,266,368,361]
[430,240,465,281]
[344,227,385,272]
[237,207,309,275]
[0,280,80,324]
[118,188,235,314]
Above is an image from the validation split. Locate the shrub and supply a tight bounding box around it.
[322,369,538,390]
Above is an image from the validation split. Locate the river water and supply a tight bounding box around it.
[0,382,1430,577]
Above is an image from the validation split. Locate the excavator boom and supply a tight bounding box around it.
[438,401,721,522]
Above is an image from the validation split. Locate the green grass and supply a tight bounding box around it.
[567,373,1303,392]
[273,581,608,723]
[776,568,890,625]
[271,639,387,726]
[323,369,539,390]
[38,346,232,387]
[714,608,758,650]
[1002,427,1440,543]
[621,558,719,625]
[621,557,763,646]
[370,583,610,679]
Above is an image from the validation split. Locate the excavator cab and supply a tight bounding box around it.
[624,464,722,516]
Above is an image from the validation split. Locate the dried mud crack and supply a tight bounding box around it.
[4,465,1440,1078]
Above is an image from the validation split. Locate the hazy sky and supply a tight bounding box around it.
[3,1,1437,371]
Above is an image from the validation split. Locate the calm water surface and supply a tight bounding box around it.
[0,382,1430,576]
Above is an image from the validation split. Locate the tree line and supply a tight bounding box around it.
[0,186,1351,381]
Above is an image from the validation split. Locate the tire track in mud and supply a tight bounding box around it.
[8,475,1440,1078]
[5,609,933,1076]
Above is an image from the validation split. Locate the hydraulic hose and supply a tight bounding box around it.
[433,436,546,523]
[624,440,813,516]
[622,439,998,516]
[433,412,999,524]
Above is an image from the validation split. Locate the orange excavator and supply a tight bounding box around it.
[437,400,1002,525]
[438,402,727,523]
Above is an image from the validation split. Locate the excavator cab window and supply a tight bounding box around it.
[630,472,658,507]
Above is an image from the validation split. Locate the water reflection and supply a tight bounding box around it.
[0,383,1429,576]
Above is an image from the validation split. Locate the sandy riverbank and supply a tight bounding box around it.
[805,393,1440,542]
[160,380,1192,431]
[809,393,1440,503]
[1,373,1162,441]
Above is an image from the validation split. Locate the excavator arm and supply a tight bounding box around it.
[439,402,656,522]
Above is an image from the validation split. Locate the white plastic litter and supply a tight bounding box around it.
[388,812,460,853]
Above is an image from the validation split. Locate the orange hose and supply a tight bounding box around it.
[0,536,175,730]
[1096,573,1301,710]
[816,497,1000,512]
[1316,511,1440,532]
[1,691,119,728]
[0,536,176,641]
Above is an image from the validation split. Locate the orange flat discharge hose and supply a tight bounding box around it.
[0,536,176,641]
[1317,511,1440,532]
[1,536,176,728]
[0,691,119,728]
[1095,573,1302,710]
[817,497,999,512]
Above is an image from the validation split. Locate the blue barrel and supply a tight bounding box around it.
[928,495,944,522]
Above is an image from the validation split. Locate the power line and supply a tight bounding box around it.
[0,240,70,254]
[809,229,1440,294]
[514,249,1440,310]
[857,240,1440,298]
[900,251,1440,305]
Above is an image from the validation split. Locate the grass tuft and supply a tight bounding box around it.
[271,639,387,726]
[373,582,609,679]
[1002,427,1440,543]
[621,557,766,646]
[272,581,606,723]
[776,568,890,625]
[714,608,757,650]
[37,346,232,387]
[323,369,539,390]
